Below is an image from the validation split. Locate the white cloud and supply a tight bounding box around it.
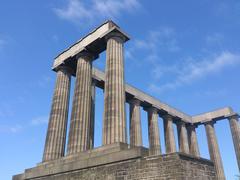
[126,27,180,69]
[0,124,23,133]
[54,0,141,24]
[0,115,48,134]
[134,27,180,53]
[194,89,227,98]
[206,33,224,47]
[54,0,92,23]
[94,0,140,17]
[148,51,240,94]
[31,116,48,126]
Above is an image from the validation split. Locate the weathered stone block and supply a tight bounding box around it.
[13,144,216,180]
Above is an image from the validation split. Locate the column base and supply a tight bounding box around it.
[13,144,216,180]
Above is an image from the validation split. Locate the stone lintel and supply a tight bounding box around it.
[127,96,144,105]
[52,21,129,73]
[192,107,235,124]
[225,112,240,119]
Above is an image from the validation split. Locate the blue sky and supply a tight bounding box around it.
[0,0,240,179]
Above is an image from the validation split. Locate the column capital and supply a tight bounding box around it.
[228,113,240,120]
[128,98,141,106]
[56,65,74,75]
[162,114,173,121]
[186,123,198,129]
[176,120,187,126]
[204,120,216,126]
[146,106,158,114]
[105,31,127,43]
[76,50,98,61]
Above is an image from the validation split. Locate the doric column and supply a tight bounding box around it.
[228,115,240,170]
[205,121,225,180]
[163,115,176,153]
[67,52,94,155]
[129,98,142,147]
[89,80,96,149]
[187,124,200,157]
[102,32,127,145]
[177,121,189,154]
[43,66,71,162]
[147,107,161,155]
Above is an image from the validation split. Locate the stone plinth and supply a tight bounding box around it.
[13,145,216,180]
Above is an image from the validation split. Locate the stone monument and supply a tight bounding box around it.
[13,20,240,180]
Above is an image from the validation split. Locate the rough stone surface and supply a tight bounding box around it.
[163,115,176,154]
[147,107,161,156]
[177,122,190,154]
[13,152,216,180]
[67,53,94,155]
[187,125,200,157]
[229,116,240,171]
[205,122,225,180]
[129,98,142,147]
[103,33,127,145]
[42,66,71,162]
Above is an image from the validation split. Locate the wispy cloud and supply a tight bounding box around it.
[0,115,48,134]
[54,0,92,23]
[31,116,48,126]
[54,0,141,24]
[0,124,23,134]
[148,51,240,94]
[135,27,180,53]
[94,0,140,17]
[205,33,224,47]
[194,89,227,98]
[126,27,180,64]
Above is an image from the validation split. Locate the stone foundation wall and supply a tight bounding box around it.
[14,153,216,180]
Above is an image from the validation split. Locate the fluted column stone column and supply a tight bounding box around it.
[205,121,225,180]
[187,124,200,157]
[228,115,240,170]
[129,98,142,147]
[163,115,176,153]
[43,66,71,162]
[177,121,189,154]
[147,107,161,155]
[67,52,94,155]
[102,32,126,145]
[89,80,96,150]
